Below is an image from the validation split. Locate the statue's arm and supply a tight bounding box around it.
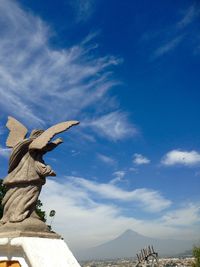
[29,121,79,150]
[43,138,63,152]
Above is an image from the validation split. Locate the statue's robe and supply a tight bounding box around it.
[1,139,53,224]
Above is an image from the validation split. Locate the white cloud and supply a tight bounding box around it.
[0,0,126,132]
[68,176,171,212]
[88,111,137,141]
[0,146,11,158]
[40,179,198,251]
[41,179,141,250]
[177,5,200,29]
[97,153,116,165]
[161,149,200,166]
[71,0,95,23]
[153,35,183,58]
[150,5,200,60]
[133,153,150,165]
[161,203,200,226]
[0,126,6,136]
[110,171,126,184]
[71,150,80,157]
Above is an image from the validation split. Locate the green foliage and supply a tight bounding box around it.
[0,179,7,219]
[36,199,46,222]
[192,246,200,267]
[0,178,46,222]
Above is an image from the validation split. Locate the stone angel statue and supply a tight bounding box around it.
[0,116,79,231]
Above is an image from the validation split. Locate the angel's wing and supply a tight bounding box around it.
[29,120,79,150]
[6,116,28,148]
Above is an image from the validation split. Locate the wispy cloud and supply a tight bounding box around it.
[41,179,142,249]
[70,0,96,23]
[0,126,6,136]
[0,0,128,136]
[177,4,200,29]
[71,149,81,157]
[87,111,138,141]
[133,153,150,165]
[161,203,200,226]
[110,171,126,184]
[40,179,198,251]
[151,4,200,60]
[68,176,171,212]
[161,149,200,166]
[0,146,11,158]
[97,153,116,165]
[152,35,184,59]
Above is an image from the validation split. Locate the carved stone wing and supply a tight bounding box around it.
[6,116,28,148]
[29,121,79,150]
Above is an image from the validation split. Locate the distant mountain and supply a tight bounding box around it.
[77,229,195,260]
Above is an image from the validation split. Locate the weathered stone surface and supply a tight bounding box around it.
[0,116,79,235]
[0,230,61,239]
[6,116,28,148]
[29,120,79,150]
[0,217,61,238]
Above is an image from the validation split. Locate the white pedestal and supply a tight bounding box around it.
[0,237,81,267]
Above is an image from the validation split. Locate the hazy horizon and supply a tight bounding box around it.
[75,229,196,260]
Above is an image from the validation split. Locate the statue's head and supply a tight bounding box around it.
[30,129,44,139]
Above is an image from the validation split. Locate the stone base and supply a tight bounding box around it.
[0,230,61,239]
[0,217,61,239]
[0,237,81,267]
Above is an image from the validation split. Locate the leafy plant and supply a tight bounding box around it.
[192,246,200,267]
[0,179,7,219]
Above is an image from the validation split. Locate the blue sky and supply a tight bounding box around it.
[0,0,200,252]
